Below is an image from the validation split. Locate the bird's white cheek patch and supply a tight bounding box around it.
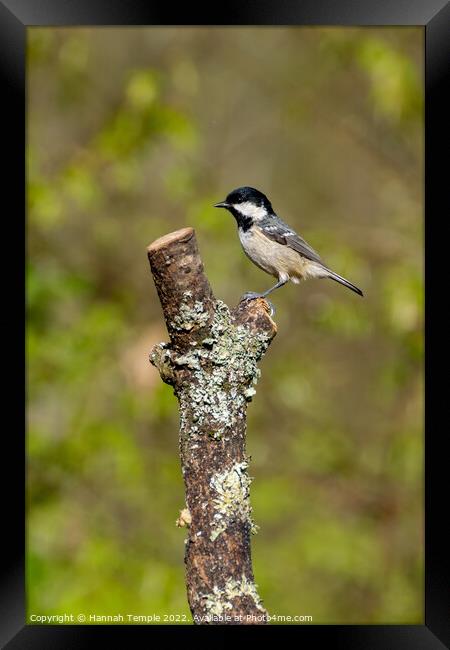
[233,202,267,221]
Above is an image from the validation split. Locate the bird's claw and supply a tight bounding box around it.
[242,291,263,301]
[241,292,276,317]
[265,300,276,317]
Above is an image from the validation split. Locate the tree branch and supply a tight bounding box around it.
[147,227,277,625]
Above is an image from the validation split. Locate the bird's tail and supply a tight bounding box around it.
[326,270,364,297]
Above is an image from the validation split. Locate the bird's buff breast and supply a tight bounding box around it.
[239,227,314,281]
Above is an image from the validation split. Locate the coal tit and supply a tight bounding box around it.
[214,186,363,299]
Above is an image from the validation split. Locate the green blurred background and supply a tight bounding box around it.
[27,27,423,624]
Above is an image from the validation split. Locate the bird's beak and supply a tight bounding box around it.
[214,201,230,209]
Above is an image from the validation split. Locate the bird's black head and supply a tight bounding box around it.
[214,186,273,230]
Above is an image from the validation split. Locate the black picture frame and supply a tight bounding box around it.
[2,1,448,646]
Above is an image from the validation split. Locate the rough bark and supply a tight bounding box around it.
[147,227,277,625]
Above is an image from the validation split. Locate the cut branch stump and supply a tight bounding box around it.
[147,227,277,625]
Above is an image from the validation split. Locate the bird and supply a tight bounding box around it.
[214,186,363,300]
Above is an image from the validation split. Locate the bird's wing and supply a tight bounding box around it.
[260,218,324,264]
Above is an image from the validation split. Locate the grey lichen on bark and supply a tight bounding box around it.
[147,227,277,625]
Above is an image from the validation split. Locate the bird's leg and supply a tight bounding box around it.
[261,277,288,298]
[242,278,288,316]
[243,278,288,301]
[243,277,289,317]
